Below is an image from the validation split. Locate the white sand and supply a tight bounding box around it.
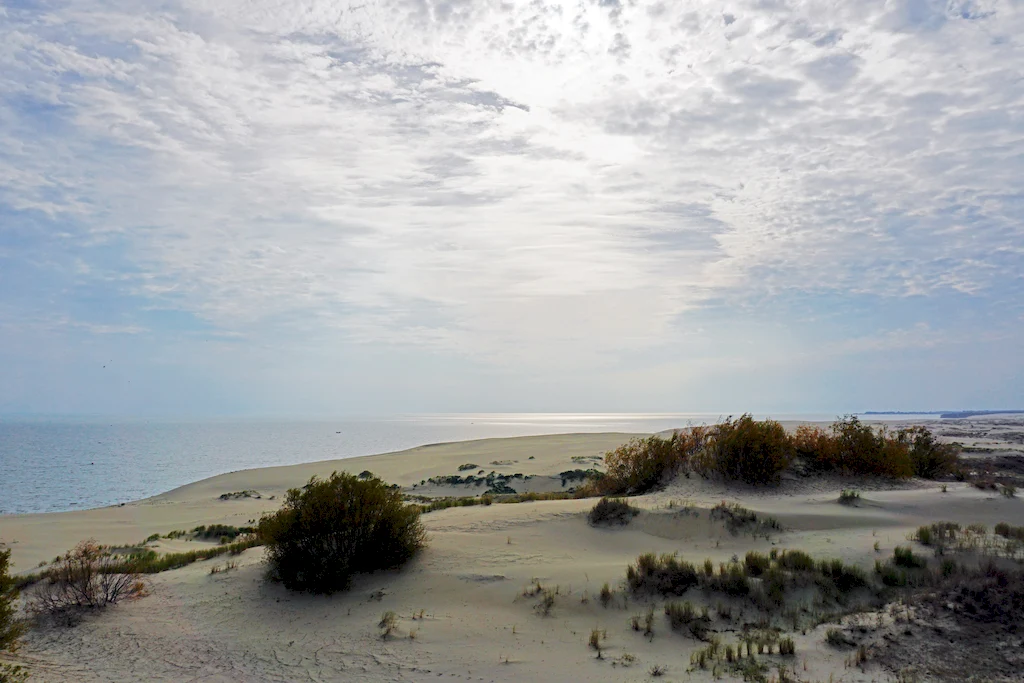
[2,425,1023,682]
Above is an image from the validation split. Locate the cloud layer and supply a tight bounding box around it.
[1,0,1022,413]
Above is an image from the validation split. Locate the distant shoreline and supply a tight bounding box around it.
[863,410,1024,419]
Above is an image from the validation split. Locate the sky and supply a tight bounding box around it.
[1,0,1022,417]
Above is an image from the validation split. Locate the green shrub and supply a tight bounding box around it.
[588,497,638,526]
[0,548,25,654]
[626,553,699,596]
[697,415,793,485]
[258,472,425,593]
[899,427,960,479]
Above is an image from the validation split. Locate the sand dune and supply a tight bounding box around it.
[3,421,1023,682]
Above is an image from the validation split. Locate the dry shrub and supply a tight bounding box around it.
[600,430,706,495]
[694,415,793,485]
[28,540,146,619]
[258,472,425,594]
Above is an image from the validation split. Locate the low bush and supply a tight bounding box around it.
[994,522,1024,542]
[457,463,478,471]
[626,553,699,596]
[598,430,706,495]
[28,540,147,619]
[588,497,638,526]
[258,472,426,593]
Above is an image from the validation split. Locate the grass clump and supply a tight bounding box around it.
[258,471,425,594]
[838,489,860,505]
[743,551,771,577]
[892,546,926,569]
[626,553,699,596]
[588,497,638,526]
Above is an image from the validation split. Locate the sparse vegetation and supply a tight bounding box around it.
[588,628,605,658]
[257,472,425,594]
[588,497,638,526]
[378,611,397,639]
[218,489,261,500]
[710,502,781,537]
[28,540,147,621]
[192,524,253,542]
[457,463,479,471]
[825,627,852,647]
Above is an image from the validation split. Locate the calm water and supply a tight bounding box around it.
[0,413,931,514]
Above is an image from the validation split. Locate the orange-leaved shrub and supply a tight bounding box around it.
[258,472,425,594]
[597,427,711,495]
[796,416,913,478]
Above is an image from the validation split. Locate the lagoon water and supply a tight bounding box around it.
[0,412,933,514]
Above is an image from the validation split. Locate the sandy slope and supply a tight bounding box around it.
[3,424,1024,682]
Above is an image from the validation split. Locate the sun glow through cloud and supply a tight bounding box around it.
[1,0,1022,414]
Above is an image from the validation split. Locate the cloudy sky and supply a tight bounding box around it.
[1,0,1022,416]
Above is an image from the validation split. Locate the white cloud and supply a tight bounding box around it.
[1,0,1022,373]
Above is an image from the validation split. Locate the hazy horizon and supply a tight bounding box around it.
[3,1,1022,416]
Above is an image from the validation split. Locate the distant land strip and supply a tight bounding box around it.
[863,410,1024,419]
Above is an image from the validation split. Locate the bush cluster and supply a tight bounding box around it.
[258,472,425,594]
[592,416,957,494]
[797,417,959,479]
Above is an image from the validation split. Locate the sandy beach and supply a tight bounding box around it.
[2,418,1023,682]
